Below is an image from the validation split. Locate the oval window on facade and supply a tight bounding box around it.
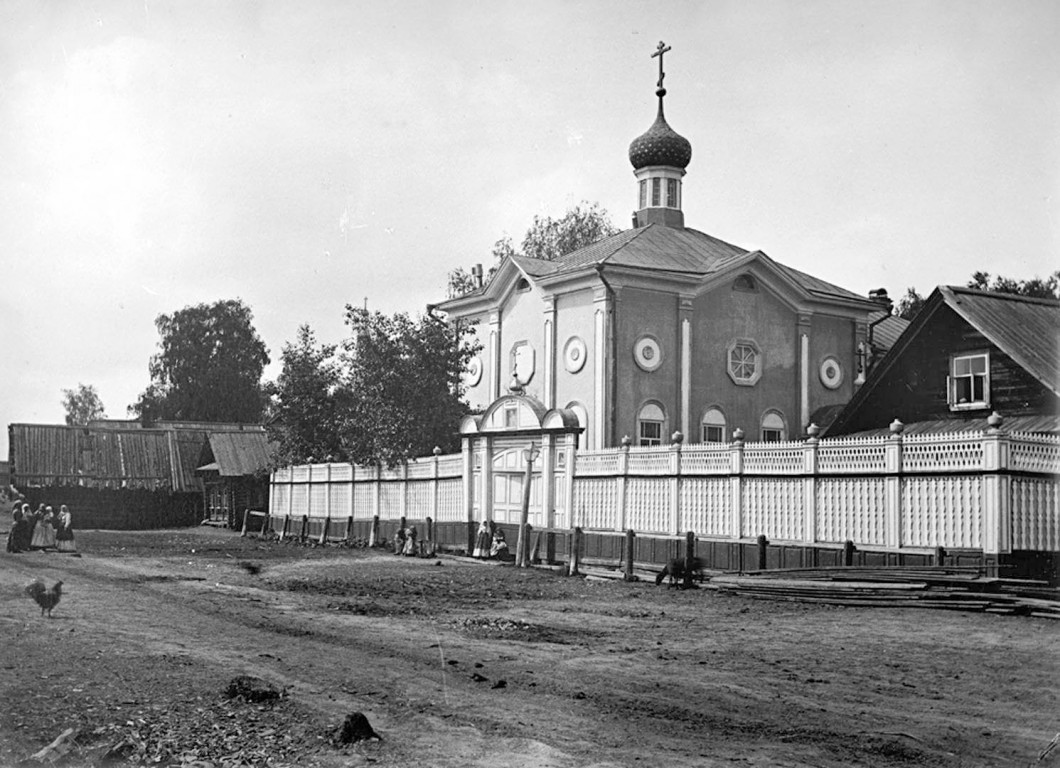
[819,356,843,390]
[634,336,663,372]
[564,336,587,374]
[465,356,483,387]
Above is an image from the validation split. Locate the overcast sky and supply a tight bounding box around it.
[1,0,1057,456]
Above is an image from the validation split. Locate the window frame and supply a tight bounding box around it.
[727,339,762,387]
[760,410,787,442]
[637,402,666,447]
[948,351,991,410]
[700,407,727,443]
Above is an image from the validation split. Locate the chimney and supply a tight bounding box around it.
[471,263,483,289]
[868,288,893,313]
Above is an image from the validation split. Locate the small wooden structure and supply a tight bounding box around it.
[196,429,276,527]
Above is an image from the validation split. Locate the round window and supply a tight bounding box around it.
[465,356,483,387]
[564,336,587,374]
[819,356,843,389]
[634,336,662,372]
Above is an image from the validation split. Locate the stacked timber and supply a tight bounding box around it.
[708,567,1060,618]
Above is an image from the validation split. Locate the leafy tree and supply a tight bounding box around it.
[130,299,270,423]
[447,201,617,298]
[896,287,926,320]
[967,270,1060,299]
[341,306,480,466]
[61,383,106,425]
[268,325,345,465]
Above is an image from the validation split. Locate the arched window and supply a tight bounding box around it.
[701,407,727,443]
[637,402,666,447]
[733,274,757,292]
[761,410,787,442]
[566,401,589,448]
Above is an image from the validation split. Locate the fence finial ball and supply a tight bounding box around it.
[806,423,820,438]
[621,435,632,447]
[671,431,684,444]
[433,446,442,456]
[889,419,905,434]
[732,428,744,442]
[987,411,1004,430]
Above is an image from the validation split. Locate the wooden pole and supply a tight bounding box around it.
[344,515,353,543]
[843,540,856,567]
[624,529,635,581]
[426,516,434,556]
[319,514,329,545]
[368,515,380,547]
[260,512,270,537]
[935,546,946,567]
[299,514,309,542]
[569,526,582,576]
[756,534,768,571]
[240,508,250,537]
[516,442,538,568]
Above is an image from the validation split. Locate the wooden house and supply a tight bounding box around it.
[825,286,1060,436]
[7,421,268,529]
[195,428,276,527]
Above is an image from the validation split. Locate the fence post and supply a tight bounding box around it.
[401,461,409,521]
[981,413,1011,555]
[843,539,856,566]
[280,514,290,540]
[432,446,442,523]
[369,514,380,547]
[569,526,582,576]
[240,509,250,537]
[344,515,353,543]
[426,516,434,556]
[616,437,631,532]
[670,432,683,536]
[624,528,635,581]
[803,425,820,544]
[299,514,309,542]
[260,511,270,537]
[885,419,904,549]
[757,534,768,571]
[306,464,313,520]
[730,430,745,540]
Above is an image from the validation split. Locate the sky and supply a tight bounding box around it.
[1,0,1057,456]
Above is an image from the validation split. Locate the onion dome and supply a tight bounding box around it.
[628,103,692,171]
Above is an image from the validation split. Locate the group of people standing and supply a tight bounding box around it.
[472,519,510,560]
[6,502,76,554]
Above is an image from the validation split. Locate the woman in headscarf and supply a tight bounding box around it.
[55,505,77,553]
[30,505,57,550]
[472,519,491,559]
[6,503,26,553]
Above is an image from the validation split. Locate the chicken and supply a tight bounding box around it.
[25,578,62,617]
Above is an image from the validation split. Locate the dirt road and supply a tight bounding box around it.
[1,528,1057,767]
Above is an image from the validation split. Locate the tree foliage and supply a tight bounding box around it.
[267,325,344,465]
[897,270,1059,321]
[61,383,106,425]
[967,270,1060,299]
[896,287,926,320]
[447,201,617,298]
[341,307,480,466]
[131,299,270,423]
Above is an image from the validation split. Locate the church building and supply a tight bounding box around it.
[438,43,883,451]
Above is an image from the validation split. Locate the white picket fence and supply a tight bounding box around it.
[269,429,1060,555]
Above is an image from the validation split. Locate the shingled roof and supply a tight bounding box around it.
[197,430,276,477]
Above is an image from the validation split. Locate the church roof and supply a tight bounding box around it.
[511,224,869,302]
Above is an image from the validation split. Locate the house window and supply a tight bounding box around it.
[504,402,518,428]
[637,402,666,446]
[733,274,757,292]
[651,178,661,206]
[639,180,647,209]
[666,178,678,208]
[949,352,990,409]
[761,411,786,442]
[701,407,727,443]
[727,339,762,386]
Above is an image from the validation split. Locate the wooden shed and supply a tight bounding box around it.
[196,428,276,527]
